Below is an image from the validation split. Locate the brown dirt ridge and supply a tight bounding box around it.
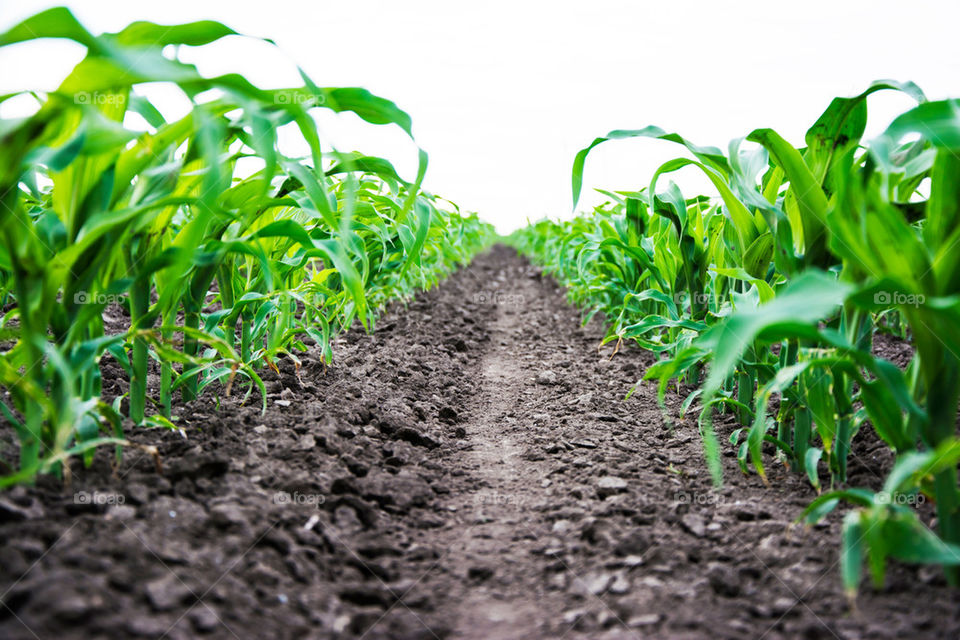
[1,245,957,640]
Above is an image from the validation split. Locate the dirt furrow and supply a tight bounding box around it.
[434,261,562,639]
[1,246,959,640]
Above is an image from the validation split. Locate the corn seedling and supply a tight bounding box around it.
[511,81,960,592]
[0,8,494,486]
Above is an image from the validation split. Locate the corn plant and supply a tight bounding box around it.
[512,82,960,593]
[0,8,494,486]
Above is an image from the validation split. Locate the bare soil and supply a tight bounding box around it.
[1,245,957,639]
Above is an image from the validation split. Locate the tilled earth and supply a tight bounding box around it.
[1,245,958,639]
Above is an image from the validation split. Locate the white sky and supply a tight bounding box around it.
[2,0,959,232]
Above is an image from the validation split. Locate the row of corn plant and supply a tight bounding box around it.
[0,8,494,487]
[510,82,960,596]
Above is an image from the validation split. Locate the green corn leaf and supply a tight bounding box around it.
[841,511,864,599]
[797,489,874,525]
[741,232,774,280]
[0,6,101,51]
[317,86,415,138]
[698,270,853,398]
[805,79,925,183]
[927,151,960,293]
[401,199,432,273]
[109,19,238,47]
[747,128,829,264]
[884,511,960,566]
[805,447,823,491]
[572,127,730,209]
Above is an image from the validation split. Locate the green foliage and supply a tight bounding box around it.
[512,81,960,593]
[0,8,494,486]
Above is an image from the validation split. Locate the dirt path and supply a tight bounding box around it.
[2,246,959,640]
[435,259,571,639]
